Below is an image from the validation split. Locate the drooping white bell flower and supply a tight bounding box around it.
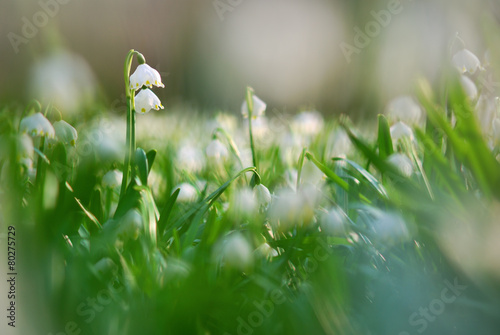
[130,63,164,91]
[102,169,123,189]
[206,139,229,160]
[118,209,143,241]
[20,113,55,138]
[459,75,478,101]
[241,95,266,119]
[292,111,324,136]
[390,121,414,142]
[17,134,34,159]
[217,232,254,271]
[385,96,423,125]
[367,208,410,246]
[452,49,482,75]
[134,89,164,114]
[254,184,272,208]
[320,208,346,236]
[54,120,78,146]
[232,187,257,216]
[387,153,414,177]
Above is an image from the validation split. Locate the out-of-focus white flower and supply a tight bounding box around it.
[177,144,204,173]
[255,242,278,258]
[175,183,198,202]
[387,153,414,177]
[475,95,497,135]
[206,139,228,161]
[328,129,352,158]
[17,134,34,159]
[300,160,325,185]
[102,170,123,189]
[20,113,55,138]
[232,187,257,216]
[130,63,164,91]
[254,184,272,208]
[94,257,117,275]
[320,208,346,236]
[29,50,96,115]
[493,118,500,143]
[217,232,253,271]
[452,49,482,74]
[390,121,414,142]
[460,75,478,101]
[269,185,320,231]
[54,120,77,146]
[292,111,324,136]
[241,95,266,119]
[134,89,164,114]
[367,208,410,245]
[385,96,423,125]
[118,209,143,240]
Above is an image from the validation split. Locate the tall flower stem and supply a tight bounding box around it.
[245,87,258,170]
[120,49,143,198]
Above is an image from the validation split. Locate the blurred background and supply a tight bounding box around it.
[1,0,500,118]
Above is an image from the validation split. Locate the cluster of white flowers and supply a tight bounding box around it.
[130,62,165,114]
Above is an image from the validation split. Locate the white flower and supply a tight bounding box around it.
[368,209,410,245]
[459,75,478,101]
[206,139,228,160]
[118,209,143,240]
[102,169,123,189]
[232,187,257,216]
[320,208,346,236]
[292,111,324,136]
[255,243,278,258]
[241,95,266,119]
[452,49,482,74]
[390,121,414,142]
[54,120,78,146]
[387,153,414,177]
[328,129,352,158]
[134,89,164,114]
[175,183,198,202]
[254,184,272,208]
[217,232,253,270]
[20,113,55,138]
[130,63,164,91]
[385,96,423,125]
[475,95,498,134]
[177,144,204,173]
[17,134,34,159]
[269,185,319,231]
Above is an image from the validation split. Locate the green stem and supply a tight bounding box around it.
[120,49,140,198]
[245,87,258,170]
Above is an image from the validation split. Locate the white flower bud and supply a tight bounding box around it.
[459,75,478,101]
[241,95,266,119]
[206,139,228,161]
[292,111,324,136]
[390,121,414,142]
[254,184,272,208]
[118,209,143,240]
[218,232,253,270]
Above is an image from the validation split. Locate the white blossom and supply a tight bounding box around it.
[385,96,423,125]
[254,184,272,208]
[292,111,324,136]
[387,153,414,177]
[217,232,253,270]
[460,75,478,101]
[175,183,198,202]
[20,113,55,138]
[320,208,346,236]
[130,63,164,91]
[390,121,414,142]
[102,170,123,189]
[54,120,78,146]
[241,95,266,119]
[134,89,164,114]
[452,49,482,74]
[206,139,228,160]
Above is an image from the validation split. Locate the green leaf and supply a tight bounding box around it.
[135,147,149,185]
[377,114,393,160]
[158,188,180,237]
[146,149,157,174]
